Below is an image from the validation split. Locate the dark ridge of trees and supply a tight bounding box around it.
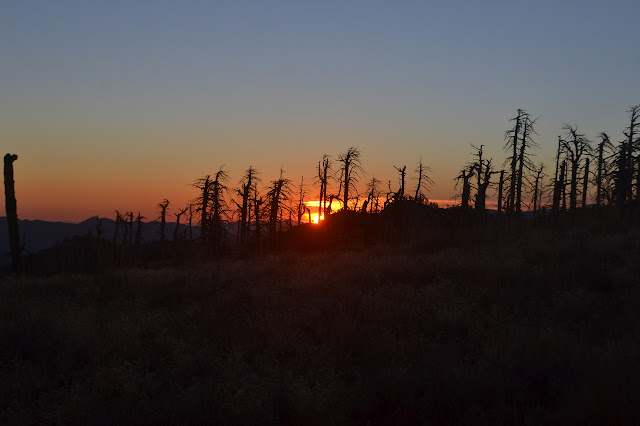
[4,153,22,274]
[9,102,640,276]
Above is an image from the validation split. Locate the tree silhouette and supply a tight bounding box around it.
[394,165,407,201]
[365,177,382,213]
[414,158,434,202]
[337,147,364,211]
[561,125,591,212]
[237,167,257,244]
[265,169,291,246]
[157,199,170,244]
[594,133,615,206]
[4,154,21,274]
[174,207,188,241]
[316,155,331,220]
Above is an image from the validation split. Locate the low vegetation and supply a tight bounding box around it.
[2,217,640,424]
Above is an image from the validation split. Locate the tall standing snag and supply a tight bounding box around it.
[4,154,22,274]
[337,147,363,211]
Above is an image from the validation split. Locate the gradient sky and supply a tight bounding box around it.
[2,0,639,222]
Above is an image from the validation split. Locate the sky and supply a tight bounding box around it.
[2,0,639,222]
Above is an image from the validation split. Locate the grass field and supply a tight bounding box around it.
[2,218,640,424]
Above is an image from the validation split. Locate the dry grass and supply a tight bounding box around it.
[2,220,640,424]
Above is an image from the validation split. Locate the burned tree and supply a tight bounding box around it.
[503,109,539,214]
[456,165,475,209]
[365,177,382,213]
[194,175,211,248]
[337,147,364,211]
[532,164,545,214]
[504,109,524,212]
[595,133,615,207]
[475,159,495,212]
[582,158,590,208]
[157,199,170,243]
[237,167,257,244]
[497,170,505,214]
[316,155,331,220]
[394,165,407,201]
[414,158,434,202]
[174,207,188,241]
[4,154,21,274]
[615,105,640,204]
[296,176,307,226]
[562,125,591,212]
[265,169,291,246]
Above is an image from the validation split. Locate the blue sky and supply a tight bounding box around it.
[1,0,639,220]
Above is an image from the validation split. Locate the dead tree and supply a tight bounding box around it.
[504,109,524,211]
[296,176,307,226]
[187,206,193,241]
[96,216,104,241]
[253,182,263,248]
[174,207,188,241]
[128,212,134,248]
[414,158,434,202]
[265,169,291,246]
[337,147,364,211]
[617,105,640,203]
[157,199,170,243]
[562,125,591,212]
[456,165,475,209]
[193,175,211,249]
[497,170,505,213]
[4,154,21,274]
[316,155,331,220]
[394,165,407,201]
[532,164,545,214]
[208,168,229,254]
[237,167,257,244]
[552,161,566,213]
[515,115,539,214]
[135,212,145,248]
[475,159,495,212]
[582,158,590,208]
[365,177,382,213]
[595,133,615,207]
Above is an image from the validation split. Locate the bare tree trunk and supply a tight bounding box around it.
[582,158,590,208]
[497,170,505,214]
[596,140,604,207]
[4,154,21,274]
[515,121,528,214]
[508,110,522,211]
[461,170,471,209]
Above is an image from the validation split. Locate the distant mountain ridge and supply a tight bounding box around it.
[0,216,202,262]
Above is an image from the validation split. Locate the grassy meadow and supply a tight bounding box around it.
[2,216,640,424]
